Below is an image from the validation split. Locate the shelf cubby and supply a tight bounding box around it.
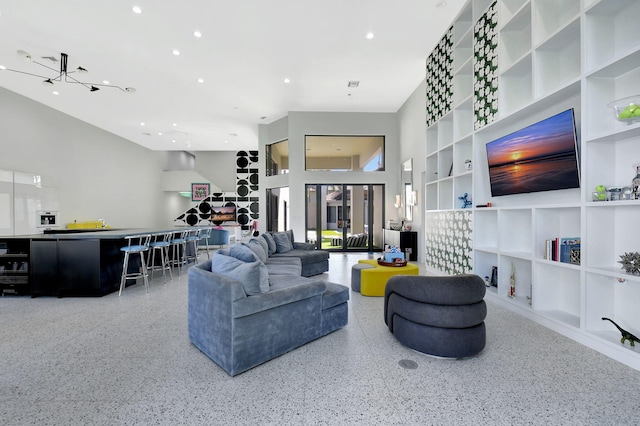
[426,123,439,155]
[585,272,640,354]
[585,0,640,73]
[532,0,580,46]
[452,135,473,175]
[498,209,532,255]
[499,53,533,115]
[585,203,640,271]
[474,209,498,250]
[498,1,531,71]
[499,255,532,305]
[534,207,581,261]
[533,17,581,98]
[453,60,473,107]
[453,174,473,209]
[438,112,454,149]
[425,153,439,183]
[438,179,454,210]
[533,262,581,327]
[425,182,438,211]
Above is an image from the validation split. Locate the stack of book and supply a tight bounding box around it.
[544,237,580,264]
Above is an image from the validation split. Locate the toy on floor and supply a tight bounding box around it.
[601,317,640,347]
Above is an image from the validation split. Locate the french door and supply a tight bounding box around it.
[305,184,384,252]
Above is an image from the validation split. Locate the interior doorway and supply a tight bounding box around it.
[305,184,384,252]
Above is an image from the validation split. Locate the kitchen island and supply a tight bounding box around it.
[0,228,192,297]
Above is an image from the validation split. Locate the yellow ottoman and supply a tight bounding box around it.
[358,259,419,296]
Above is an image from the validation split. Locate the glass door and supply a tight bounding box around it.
[305,184,383,252]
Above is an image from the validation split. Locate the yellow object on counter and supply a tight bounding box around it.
[67,221,111,229]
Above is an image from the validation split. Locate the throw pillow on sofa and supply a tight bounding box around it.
[230,243,259,263]
[211,251,269,295]
[261,233,277,256]
[245,240,267,264]
[272,232,293,253]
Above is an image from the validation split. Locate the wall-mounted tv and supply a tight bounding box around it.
[210,206,236,223]
[485,108,580,197]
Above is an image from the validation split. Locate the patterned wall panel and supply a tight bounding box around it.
[174,151,259,231]
[426,26,454,127]
[425,210,473,275]
[473,1,498,130]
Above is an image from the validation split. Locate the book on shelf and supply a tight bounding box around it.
[544,237,580,264]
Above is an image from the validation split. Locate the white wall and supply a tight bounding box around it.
[397,79,427,262]
[0,87,168,229]
[259,111,399,239]
[194,151,239,191]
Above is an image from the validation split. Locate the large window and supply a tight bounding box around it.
[305,136,385,172]
[265,139,289,177]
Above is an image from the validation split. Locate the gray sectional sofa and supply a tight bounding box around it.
[188,232,348,376]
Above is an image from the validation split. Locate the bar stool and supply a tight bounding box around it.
[147,231,173,282]
[119,234,151,296]
[185,227,202,265]
[169,229,188,276]
[198,226,212,259]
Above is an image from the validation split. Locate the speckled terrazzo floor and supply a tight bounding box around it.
[2,252,640,425]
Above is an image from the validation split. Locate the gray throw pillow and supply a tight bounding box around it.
[211,252,268,295]
[261,233,277,256]
[252,236,269,258]
[229,243,259,263]
[245,240,267,264]
[273,232,293,253]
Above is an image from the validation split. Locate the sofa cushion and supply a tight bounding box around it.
[250,237,269,261]
[261,233,277,256]
[245,240,267,264]
[273,232,293,253]
[322,282,350,310]
[265,256,302,277]
[229,243,259,263]
[211,251,268,295]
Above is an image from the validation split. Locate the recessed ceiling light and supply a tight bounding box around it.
[132,6,142,14]
[283,78,290,84]
[102,80,110,85]
[172,49,180,56]
[193,31,202,38]
[0,65,6,70]
[140,122,145,126]
[52,91,59,95]
[197,78,204,83]
[171,139,176,143]
[158,132,163,136]
[172,123,178,127]
[366,32,375,39]
[224,140,229,144]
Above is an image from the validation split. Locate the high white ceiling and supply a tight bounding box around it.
[0,0,465,151]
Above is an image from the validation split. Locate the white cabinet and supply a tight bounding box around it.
[425,0,640,370]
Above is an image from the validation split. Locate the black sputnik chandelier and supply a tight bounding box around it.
[0,50,135,93]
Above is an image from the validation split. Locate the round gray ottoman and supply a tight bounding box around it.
[384,274,487,358]
[351,263,375,292]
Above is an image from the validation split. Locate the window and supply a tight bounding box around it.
[266,139,289,177]
[305,136,385,172]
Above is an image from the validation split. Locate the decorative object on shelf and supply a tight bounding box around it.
[490,266,498,287]
[251,220,259,237]
[618,252,640,275]
[622,186,633,200]
[394,194,402,209]
[458,193,472,209]
[607,95,640,124]
[593,184,608,202]
[508,263,516,298]
[484,276,491,287]
[0,51,136,93]
[464,159,472,170]
[601,318,640,347]
[631,165,640,200]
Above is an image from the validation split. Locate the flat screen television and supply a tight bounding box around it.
[485,108,580,197]
[210,205,236,223]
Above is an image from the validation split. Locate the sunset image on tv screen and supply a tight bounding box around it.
[486,109,580,196]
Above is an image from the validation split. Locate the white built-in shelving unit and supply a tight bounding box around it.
[425,0,640,370]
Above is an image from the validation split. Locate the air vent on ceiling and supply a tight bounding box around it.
[347,81,359,88]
